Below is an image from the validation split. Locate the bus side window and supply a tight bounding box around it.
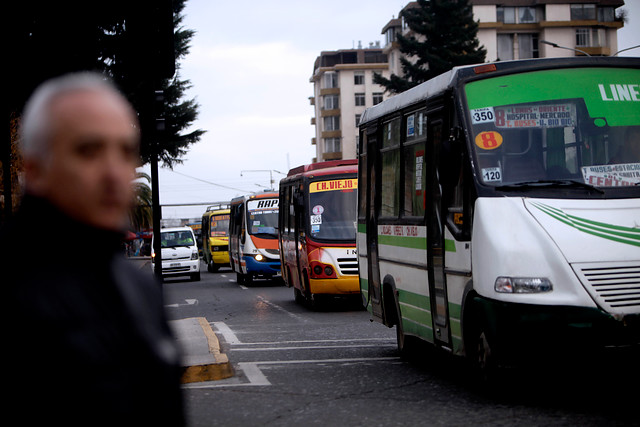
[380,118,401,217]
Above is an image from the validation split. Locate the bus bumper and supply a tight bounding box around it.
[309,276,360,295]
[211,251,230,266]
[474,296,640,362]
[243,256,281,277]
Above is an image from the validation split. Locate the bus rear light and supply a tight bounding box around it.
[310,262,337,279]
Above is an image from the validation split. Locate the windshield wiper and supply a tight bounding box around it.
[496,179,605,194]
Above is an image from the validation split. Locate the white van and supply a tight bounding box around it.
[151,226,201,281]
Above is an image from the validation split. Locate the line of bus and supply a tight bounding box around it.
[357,56,640,373]
[278,160,359,306]
[229,191,281,285]
[201,203,230,272]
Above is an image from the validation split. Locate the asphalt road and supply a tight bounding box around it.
[162,263,639,427]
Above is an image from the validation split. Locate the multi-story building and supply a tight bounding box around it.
[311,1,625,162]
[309,47,389,162]
[381,1,625,65]
[472,0,624,60]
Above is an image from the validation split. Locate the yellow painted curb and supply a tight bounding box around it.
[180,317,234,383]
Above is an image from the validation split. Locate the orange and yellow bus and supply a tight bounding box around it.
[278,160,359,306]
[201,203,230,272]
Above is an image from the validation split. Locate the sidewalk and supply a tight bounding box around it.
[169,317,234,383]
[126,257,233,383]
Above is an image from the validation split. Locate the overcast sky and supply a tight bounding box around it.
[145,0,640,219]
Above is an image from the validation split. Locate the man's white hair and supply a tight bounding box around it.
[20,72,132,160]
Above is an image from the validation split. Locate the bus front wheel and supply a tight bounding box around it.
[465,307,499,383]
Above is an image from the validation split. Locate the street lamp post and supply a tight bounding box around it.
[240,169,286,190]
[540,40,591,57]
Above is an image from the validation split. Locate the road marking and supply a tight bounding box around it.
[234,337,395,346]
[183,357,400,389]
[255,295,307,322]
[232,344,396,351]
[213,321,242,344]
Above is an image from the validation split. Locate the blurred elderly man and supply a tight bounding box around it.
[1,73,184,426]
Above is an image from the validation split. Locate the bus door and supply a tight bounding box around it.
[365,127,383,320]
[426,110,451,348]
[293,184,306,290]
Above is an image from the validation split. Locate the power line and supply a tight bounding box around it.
[165,169,252,193]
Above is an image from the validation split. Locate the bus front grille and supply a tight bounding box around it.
[573,262,640,314]
[337,257,358,275]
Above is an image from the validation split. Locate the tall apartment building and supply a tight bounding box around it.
[381,1,624,65]
[309,48,389,162]
[310,1,625,162]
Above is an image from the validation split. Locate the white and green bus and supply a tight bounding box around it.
[357,57,640,372]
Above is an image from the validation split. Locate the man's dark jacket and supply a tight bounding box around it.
[1,195,185,426]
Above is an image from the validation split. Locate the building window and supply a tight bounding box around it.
[497,6,540,24]
[373,92,383,105]
[323,94,339,110]
[324,138,341,153]
[385,27,396,45]
[355,114,361,126]
[598,7,614,22]
[571,4,596,21]
[355,93,366,106]
[497,33,539,61]
[323,72,338,89]
[576,28,603,47]
[323,116,340,131]
[354,73,364,85]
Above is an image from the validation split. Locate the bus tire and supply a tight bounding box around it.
[294,286,305,304]
[190,272,201,281]
[465,304,499,384]
[391,294,418,357]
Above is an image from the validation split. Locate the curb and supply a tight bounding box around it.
[171,317,234,384]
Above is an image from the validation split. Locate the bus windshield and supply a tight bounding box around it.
[247,198,279,238]
[210,214,229,237]
[465,67,640,190]
[308,178,357,241]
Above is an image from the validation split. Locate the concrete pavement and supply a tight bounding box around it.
[169,317,234,383]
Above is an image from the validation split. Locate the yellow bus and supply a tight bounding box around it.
[279,160,359,307]
[201,203,230,272]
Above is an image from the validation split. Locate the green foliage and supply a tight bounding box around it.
[374,0,487,94]
[7,0,204,169]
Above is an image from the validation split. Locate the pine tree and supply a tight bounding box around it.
[374,0,487,94]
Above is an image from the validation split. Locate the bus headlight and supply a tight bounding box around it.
[255,254,264,262]
[191,252,199,260]
[495,277,553,293]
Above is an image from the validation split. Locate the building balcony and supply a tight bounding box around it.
[322,152,342,161]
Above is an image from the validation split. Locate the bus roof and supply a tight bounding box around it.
[359,57,640,127]
[205,203,230,212]
[286,159,357,178]
[230,190,279,205]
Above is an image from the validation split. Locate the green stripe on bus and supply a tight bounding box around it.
[403,318,434,342]
[444,239,456,253]
[378,234,427,249]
